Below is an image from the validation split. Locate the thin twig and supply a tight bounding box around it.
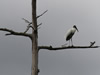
[37,23,42,27]
[22,18,34,33]
[22,18,31,23]
[37,10,48,19]
[24,26,30,33]
[90,41,96,47]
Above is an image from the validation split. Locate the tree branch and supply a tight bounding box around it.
[22,18,43,33]
[38,45,100,50]
[37,10,48,19]
[22,18,34,33]
[37,23,42,27]
[22,18,32,24]
[90,41,96,47]
[0,28,32,39]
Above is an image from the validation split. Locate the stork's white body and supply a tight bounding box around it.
[66,27,76,41]
[65,25,78,46]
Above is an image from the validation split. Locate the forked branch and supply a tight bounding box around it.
[22,10,48,33]
[22,18,42,33]
[0,28,32,39]
[22,18,33,33]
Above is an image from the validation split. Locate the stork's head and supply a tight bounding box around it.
[73,25,79,32]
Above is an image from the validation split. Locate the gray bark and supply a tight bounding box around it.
[31,0,38,75]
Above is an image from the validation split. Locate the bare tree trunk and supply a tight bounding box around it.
[31,0,38,75]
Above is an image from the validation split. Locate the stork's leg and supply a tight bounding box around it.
[69,40,70,46]
[71,38,73,46]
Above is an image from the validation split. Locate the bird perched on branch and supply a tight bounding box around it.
[65,25,79,46]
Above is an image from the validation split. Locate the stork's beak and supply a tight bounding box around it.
[76,27,79,32]
[73,25,79,32]
[74,25,79,32]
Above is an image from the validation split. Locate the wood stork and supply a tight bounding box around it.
[65,25,79,46]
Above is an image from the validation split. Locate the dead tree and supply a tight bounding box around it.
[0,0,99,75]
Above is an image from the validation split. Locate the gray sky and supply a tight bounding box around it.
[0,0,100,75]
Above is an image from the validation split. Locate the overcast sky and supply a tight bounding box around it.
[0,0,100,75]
